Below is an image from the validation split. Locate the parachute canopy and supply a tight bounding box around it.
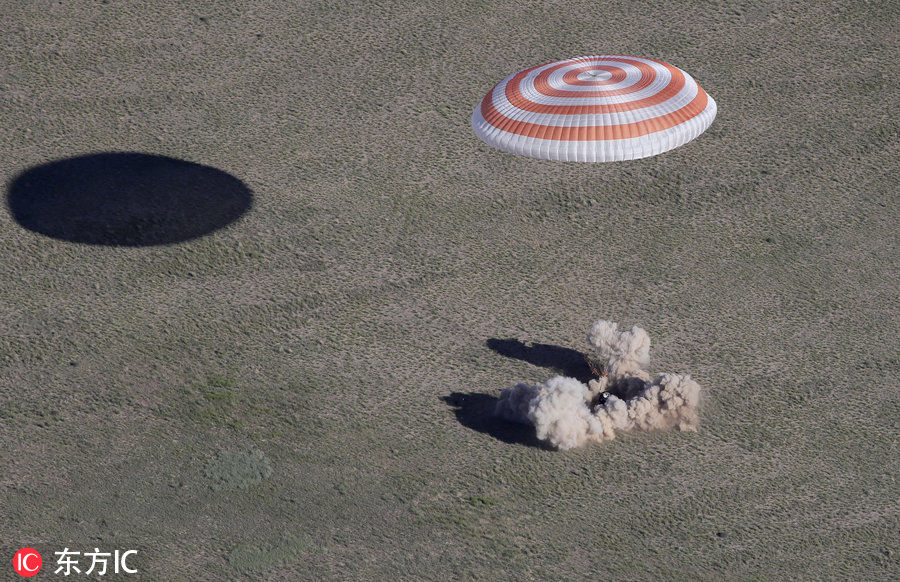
[471,55,717,162]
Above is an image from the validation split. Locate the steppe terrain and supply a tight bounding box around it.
[1,1,897,579]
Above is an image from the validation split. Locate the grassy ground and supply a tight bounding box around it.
[1,1,897,579]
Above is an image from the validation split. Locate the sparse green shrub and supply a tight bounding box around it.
[204,450,272,491]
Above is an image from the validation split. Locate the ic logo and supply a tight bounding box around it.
[13,548,42,577]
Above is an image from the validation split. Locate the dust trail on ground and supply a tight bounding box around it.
[495,320,701,450]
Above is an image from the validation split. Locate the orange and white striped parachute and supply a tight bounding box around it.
[472,55,717,162]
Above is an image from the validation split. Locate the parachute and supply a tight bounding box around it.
[471,55,717,162]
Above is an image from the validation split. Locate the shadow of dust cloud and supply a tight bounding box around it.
[7,153,253,246]
[486,338,594,384]
[442,392,550,449]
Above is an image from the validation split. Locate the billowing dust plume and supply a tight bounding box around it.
[495,320,701,450]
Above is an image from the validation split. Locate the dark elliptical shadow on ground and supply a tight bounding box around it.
[6,152,253,246]
[485,338,594,383]
[442,392,551,449]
